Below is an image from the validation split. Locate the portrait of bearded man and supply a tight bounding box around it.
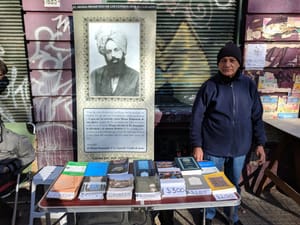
[89,27,140,97]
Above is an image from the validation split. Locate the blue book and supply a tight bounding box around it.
[84,162,109,176]
[198,161,219,174]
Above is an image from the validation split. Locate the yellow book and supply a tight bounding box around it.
[203,171,237,195]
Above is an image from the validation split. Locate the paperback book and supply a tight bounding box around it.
[106,173,134,200]
[159,170,186,198]
[107,158,129,176]
[198,161,219,174]
[183,174,212,196]
[47,161,88,200]
[155,161,180,173]
[84,161,109,176]
[134,175,161,201]
[175,156,202,175]
[133,159,156,177]
[78,176,107,200]
[203,171,237,198]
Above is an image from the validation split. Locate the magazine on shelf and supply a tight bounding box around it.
[175,156,202,175]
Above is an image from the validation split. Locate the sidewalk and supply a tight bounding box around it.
[173,187,300,225]
[5,185,300,225]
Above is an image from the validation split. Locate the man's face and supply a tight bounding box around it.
[218,57,240,78]
[105,40,123,63]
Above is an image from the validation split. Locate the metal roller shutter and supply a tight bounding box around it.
[0,0,32,121]
[109,0,239,106]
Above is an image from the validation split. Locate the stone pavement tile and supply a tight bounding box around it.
[239,188,300,225]
[173,187,300,225]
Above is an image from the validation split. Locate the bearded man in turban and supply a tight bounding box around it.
[90,29,139,96]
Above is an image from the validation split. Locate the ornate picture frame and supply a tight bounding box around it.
[73,4,156,162]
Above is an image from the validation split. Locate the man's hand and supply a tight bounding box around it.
[193,147,204,161]
[255,145,266,165]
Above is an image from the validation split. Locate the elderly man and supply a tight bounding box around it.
[90,29,139,96]
[190,43,266,225]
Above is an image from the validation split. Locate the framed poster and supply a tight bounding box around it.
[73,4,156,162]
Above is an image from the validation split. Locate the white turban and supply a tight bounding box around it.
[95,29,127,55]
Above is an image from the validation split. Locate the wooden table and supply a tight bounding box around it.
[39,190,241,225]
[256,118,300,204]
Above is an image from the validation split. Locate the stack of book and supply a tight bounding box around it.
[47,161,88,200]
[198,161,219,174]
[106,173,134,200]
[156,161,186,198]
[133,159,156,177]
[134,175,161,201]
[155,161,179,173]
[133,159,161,201]
[106,158,133,200]
[175,156,202,175]
[78,161,109,200]
[183,174,211,196]
[203,171,238,200]
[107,158,129,176]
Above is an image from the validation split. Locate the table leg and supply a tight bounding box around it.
[202,208,206,225]
[228,206,234,225]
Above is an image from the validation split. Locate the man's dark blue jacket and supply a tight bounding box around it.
[190,71,266,157]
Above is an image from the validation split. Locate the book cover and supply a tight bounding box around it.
[106,173,134,200]
[203,171,237,195]
[107,174,134,191]
[46,174,84,200]
[134,176,161,201]
[183,174,212,196]
[46,161,88,200]
[133,159,156,177]
[155,161,180,173]
[78,176,107,200]
[62,161,88,176]
[84,161,109,176]
[175,156,202,175]
[158,170,185,184]
[107,158,129,176]
[198,161,219,174]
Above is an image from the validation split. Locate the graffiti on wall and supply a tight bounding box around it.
[24,12,75,166]
[0,48,32,121]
